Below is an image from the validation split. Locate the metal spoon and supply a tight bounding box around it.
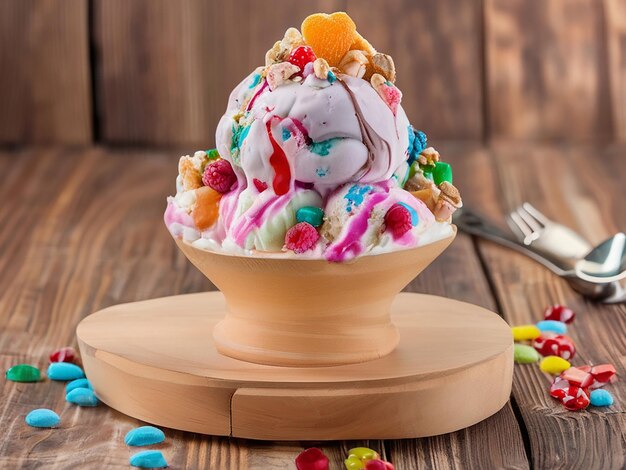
[575,232,626,283]
[453,208,626,303]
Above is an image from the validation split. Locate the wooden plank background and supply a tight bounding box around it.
[1,0,626,146]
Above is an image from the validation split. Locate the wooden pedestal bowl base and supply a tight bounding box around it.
[76,292,513,440]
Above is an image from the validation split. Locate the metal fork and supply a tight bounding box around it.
[507,203,592,263]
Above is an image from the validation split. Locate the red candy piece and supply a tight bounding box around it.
[384,204,412,238]
[288,46,317,73]
[544,304,575,323]
[295,448,329,470]
[202,159,237,193]
[285,222,319,254]
[253,178,268,192]
[49,347,77,363]
[365,460,394,470]
[576,364,617,389]
[560,367,593,388]
[549,376,570,400]
[533,334,576,360]
[561,385,590,411]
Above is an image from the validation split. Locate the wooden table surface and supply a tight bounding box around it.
[0,144,624,469]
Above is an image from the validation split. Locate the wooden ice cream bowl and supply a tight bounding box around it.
[175,226,456,367]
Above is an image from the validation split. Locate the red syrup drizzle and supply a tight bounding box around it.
[265,118,292,196]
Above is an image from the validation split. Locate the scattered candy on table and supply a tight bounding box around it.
[25,409,60,428]
[47,362,85,381]
[344,447,393,470]
[129,450,168,469]
[514,344,540,364]
[575,364,617,389]
[66,387,99,407]
[543,304,575,323]
[125,426,166,447]
[560,367,593,388]
[536,320,567,335]
[295,447,329,470]
[6,364,41,382]
[511,325,542,342]
[589,389,614,407]
[539,356,571,375]
[561,385,590,411]
[533,335,576,360]
[66,378,93,394]
[49,347,77,364]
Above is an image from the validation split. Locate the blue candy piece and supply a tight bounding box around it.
[25,409,60,428]
[125,426,166,447]
[590,389,614,407]
[47,362,85,381]
[536,320,567,335]
[130,450,168,469]
[66,387,99,407]
[66,378,93,394]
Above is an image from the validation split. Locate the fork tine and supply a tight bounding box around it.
[508,211,533,238]
[516,206,543,233]
[521,202,550,226]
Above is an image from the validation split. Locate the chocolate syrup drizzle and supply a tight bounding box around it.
[337,77,394,181]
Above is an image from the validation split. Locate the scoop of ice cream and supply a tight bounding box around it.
[164,12,461,261]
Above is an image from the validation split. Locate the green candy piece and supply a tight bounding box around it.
[514,344,540,364]
[433,161,453,185]
[296,206,324,227]
[205,149,220,160]
[6,364,41,382]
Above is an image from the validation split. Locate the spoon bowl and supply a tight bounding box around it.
[575,232,626,283]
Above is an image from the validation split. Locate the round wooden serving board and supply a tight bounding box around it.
[76,292,513,440]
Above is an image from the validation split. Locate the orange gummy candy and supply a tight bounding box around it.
[301,12,357,67]
[192,186,221,230]
[350,32,376,56]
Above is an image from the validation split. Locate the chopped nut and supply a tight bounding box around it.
[265,41,282,66]
[178,155,203,191]
[338,50,368,78]
[405,171,437,192]
[439,181,462,207]
[411,188,439,212]
[420,147,440,165]
[313,57,331,79]
[370,73,386,90]
[265,28,305,66]
[266,62,300,90]
[364,53,396,83]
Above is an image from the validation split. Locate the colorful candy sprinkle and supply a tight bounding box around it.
[66,378,93,394]
[533,335,576,360]
[385,203,413,238]
[285,222,319,253]
[511,325,542,342]
[49,347,77,363]
[47,362,85,381]
[25,409,60,428]
[432,162,452,185]
[296,447,330,470]
[129,450,168,469]
[589,389,614,407]
[6,364,41,382]
[544,304,575,323]
[540,356,571,375]
[296,206,324,227]
[66,387,99,406]
[125,426,166,447]
[536,320,567,335]
[514,344,540,364]
[202,159,236,193]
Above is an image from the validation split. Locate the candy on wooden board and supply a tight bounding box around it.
[6,364,41,382]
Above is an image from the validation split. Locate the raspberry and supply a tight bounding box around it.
[287,46,316,72]
[253,178,268,192]
[384,204,413,238]
[202,159,236,193]
[285,222,319,254]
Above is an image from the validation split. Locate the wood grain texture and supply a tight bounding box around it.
[0,0,92,144]
[346,0,484,141]
[460,143,626,469]
[485,0,612,142]
[0,147,528,468]
[94,0,345,146]
[606,0,626,142]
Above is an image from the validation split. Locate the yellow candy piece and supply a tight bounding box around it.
[344,455,364,470]
[511,325,541,342]
[540,355,571,375]
[348,447,379,461]
[302,12,357,67]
